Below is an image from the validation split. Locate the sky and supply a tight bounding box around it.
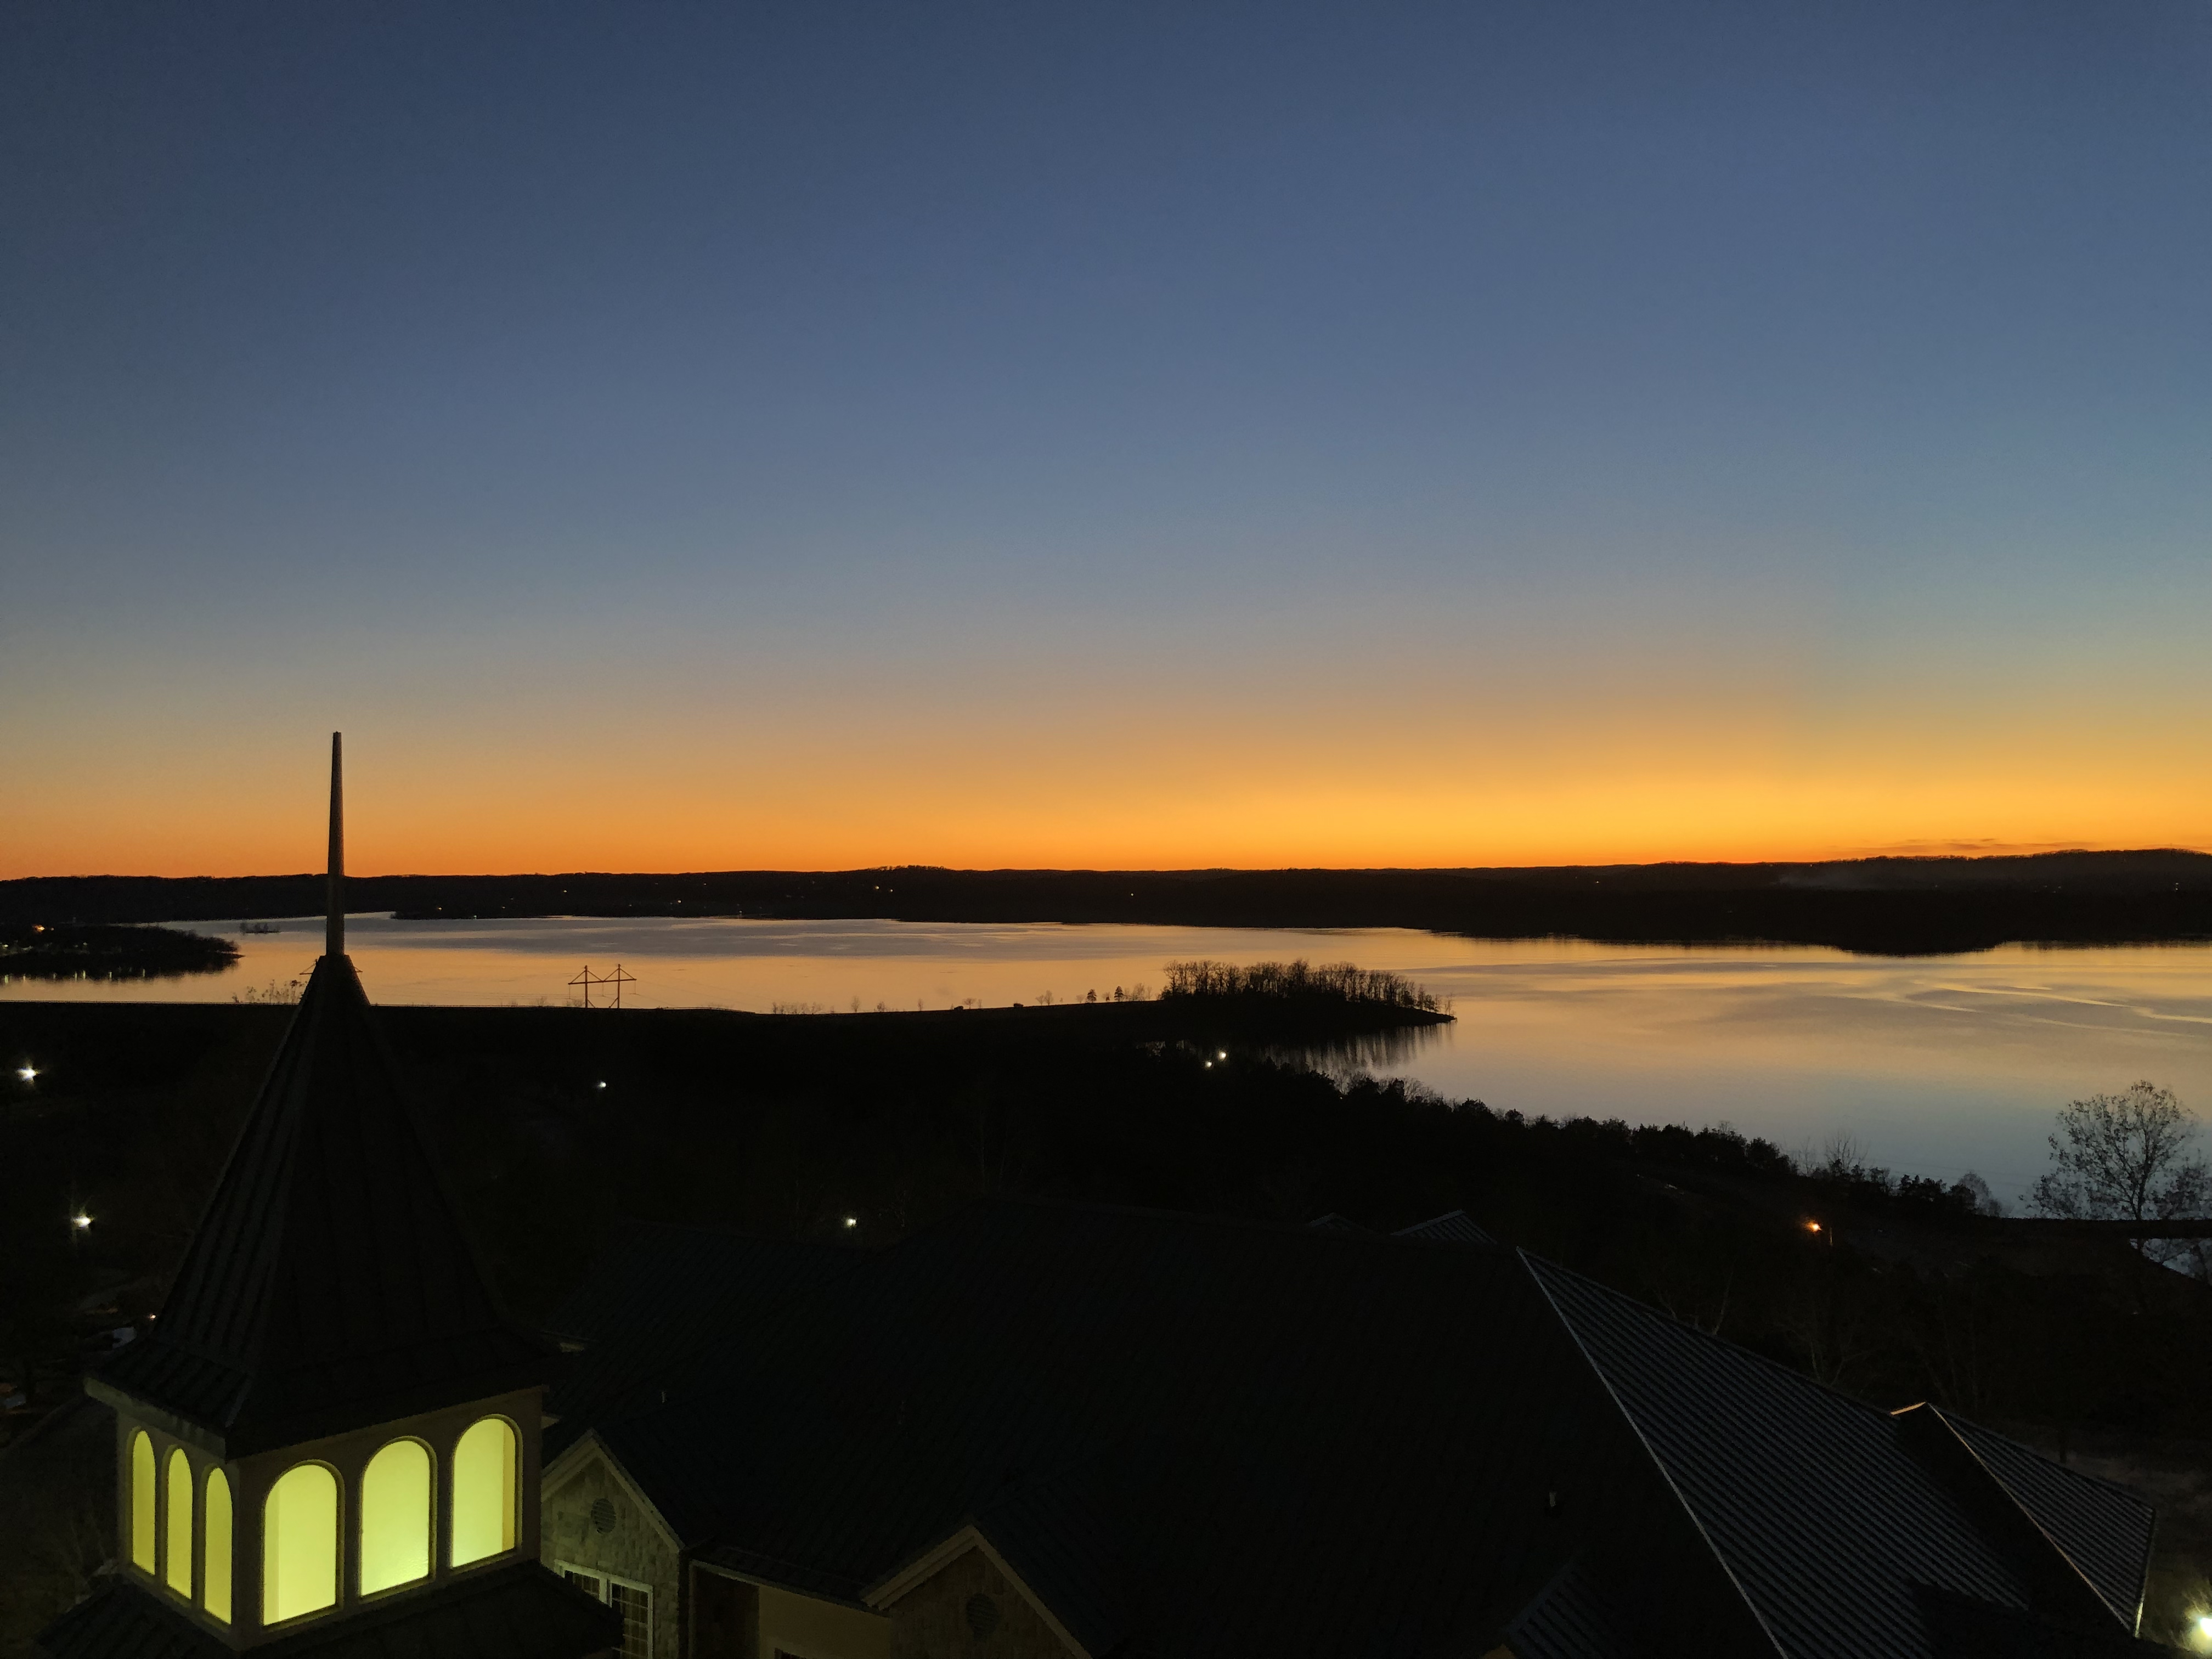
[3,1,2208,877]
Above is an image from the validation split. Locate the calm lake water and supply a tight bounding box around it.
[12,913,2212,1207]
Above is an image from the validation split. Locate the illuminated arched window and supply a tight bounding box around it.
[164,1447,193,1595]
[204,1468,232,1623]
[360,1438,432,1594]
[129,1432,156,1573]
[449,1417,516,1567]
[262,1463,338,1623]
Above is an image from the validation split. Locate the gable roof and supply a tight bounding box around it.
[552,1199,2163,1659]
[94,954,553,1453]
[1524,1256,2158,1658]
[1938,1409,2158,1630]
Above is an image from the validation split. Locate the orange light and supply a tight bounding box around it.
[1807,1221,1822,1233]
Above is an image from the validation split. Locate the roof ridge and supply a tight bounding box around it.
[1893,1407,2132,1628]
[1521,1250,1911,1426]
[143,973,323,1384]
[223,989,321,1393]
[1517,1249,1790,1659]
[1933,1408,2156,1513]
[1914,1404,2147,1628]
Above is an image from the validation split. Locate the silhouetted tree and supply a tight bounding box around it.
[2030,1081,2211,1262]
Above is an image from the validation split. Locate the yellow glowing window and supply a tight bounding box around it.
[164,1447,193,1595]
[129,1432,156,1573]
[262,1464,338,1623]
[360,1439,432,1594]
[449,1417,517,1567]
[204,1468,232,1623]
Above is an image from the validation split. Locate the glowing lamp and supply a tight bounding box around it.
[1807,1222,1821,1233]
[16,1066,35,1081]
[70,1213,92,1231]
[843,1216,857,1229]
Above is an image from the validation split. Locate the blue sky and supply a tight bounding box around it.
[4,1,2208,873]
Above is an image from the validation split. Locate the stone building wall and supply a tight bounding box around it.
[885,1547,1072,1659]
[543,1449,684,1659]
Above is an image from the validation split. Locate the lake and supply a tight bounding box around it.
[10,913,2212,1207]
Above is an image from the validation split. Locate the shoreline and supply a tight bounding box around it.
[7,851,2212,955]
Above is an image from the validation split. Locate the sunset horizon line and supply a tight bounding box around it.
[12,844,2212,885]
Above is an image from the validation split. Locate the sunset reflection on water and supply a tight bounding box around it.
[10,915,2212,1206]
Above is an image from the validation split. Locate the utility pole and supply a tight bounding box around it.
[569,966,601,1008]
[569,964,634,1008]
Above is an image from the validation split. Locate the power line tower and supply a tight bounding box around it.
[603,963,636,1009]
[569,963,636,1009]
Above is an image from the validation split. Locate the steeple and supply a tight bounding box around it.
[325,731,343,960]
[96,736,549,1449]
[54,742,616,1659]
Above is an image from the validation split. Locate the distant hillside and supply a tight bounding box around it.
[6,850,2211,954]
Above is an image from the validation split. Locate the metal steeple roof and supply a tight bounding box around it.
[94,737,552,1454]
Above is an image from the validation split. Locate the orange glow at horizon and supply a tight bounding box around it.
[8,724,2209,878]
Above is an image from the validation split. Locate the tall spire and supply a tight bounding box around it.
[91,737,556,1453]
[326,730,344,958]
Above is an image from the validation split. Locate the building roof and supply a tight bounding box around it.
[548,1199,2170,1658]
[1525,1256,2159,1658]
[37,1563,620,1659]
[1488,1555,1635,1659]
[1393,1209,1497,1246]
[1940,1410,2159,1629]
[95,953,554,1454]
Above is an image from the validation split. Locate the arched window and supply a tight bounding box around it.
[449,1417,516,1567]
[263,1464,338,1623]
[360,1438,432,1594]
[129,1432,155,1573]
[204,1468,232,1623]
[164,1447,193,1595]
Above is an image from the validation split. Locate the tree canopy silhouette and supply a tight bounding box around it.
[2030,1081,2211,1260]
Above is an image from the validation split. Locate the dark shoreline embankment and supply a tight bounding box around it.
[5,848,2212,954]
[9,990,2212,1646]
